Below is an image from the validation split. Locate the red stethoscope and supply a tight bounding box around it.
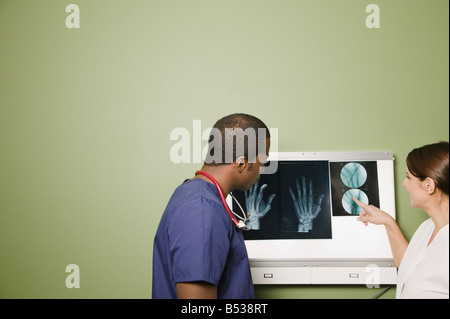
[195,171,249,230]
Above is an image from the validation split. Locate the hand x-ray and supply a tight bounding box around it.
[288,177,325,232]
[245,183,276,230]
[232,161,332,240]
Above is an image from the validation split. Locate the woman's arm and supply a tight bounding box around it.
[353,197,409,266]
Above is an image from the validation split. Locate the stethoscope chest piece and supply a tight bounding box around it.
[236,220,249,231]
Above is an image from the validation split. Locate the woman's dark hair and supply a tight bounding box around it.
[406,141,449,196]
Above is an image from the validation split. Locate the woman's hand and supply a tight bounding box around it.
[353,196,408,266]
[353,196,394,227]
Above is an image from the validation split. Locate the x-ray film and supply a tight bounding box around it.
[330,161,380,216]
[232,161,332,240]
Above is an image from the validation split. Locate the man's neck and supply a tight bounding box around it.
[195,165,234,197]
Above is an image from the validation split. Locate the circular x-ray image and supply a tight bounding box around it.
[340,162,367,188]
[342,189,368,215]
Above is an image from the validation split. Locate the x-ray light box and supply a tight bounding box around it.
[230,151,397,285]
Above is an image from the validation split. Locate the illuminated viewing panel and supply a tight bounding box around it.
[229,152,397,285]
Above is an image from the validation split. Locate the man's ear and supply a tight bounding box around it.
[235,156,247,173]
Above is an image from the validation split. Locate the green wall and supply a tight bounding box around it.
[0,0,448,299]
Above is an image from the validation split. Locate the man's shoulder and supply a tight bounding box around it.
[173,179,220,201]
[166,179,224,218]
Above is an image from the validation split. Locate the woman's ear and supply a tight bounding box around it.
[424,177,436,195]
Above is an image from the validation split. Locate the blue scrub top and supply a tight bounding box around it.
[152,178,255,299]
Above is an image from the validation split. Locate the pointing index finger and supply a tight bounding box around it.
[353,196,366,208]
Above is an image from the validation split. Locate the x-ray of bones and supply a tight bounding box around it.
[289,177,325,232]
[245,182,276,230]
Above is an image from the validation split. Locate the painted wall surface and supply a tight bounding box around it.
[0,0,448,299]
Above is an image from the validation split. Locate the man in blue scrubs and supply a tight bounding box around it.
[152,113,271,299]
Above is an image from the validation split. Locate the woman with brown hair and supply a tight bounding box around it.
[354,141,449,299]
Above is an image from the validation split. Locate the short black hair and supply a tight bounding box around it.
[204,113,270,166]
